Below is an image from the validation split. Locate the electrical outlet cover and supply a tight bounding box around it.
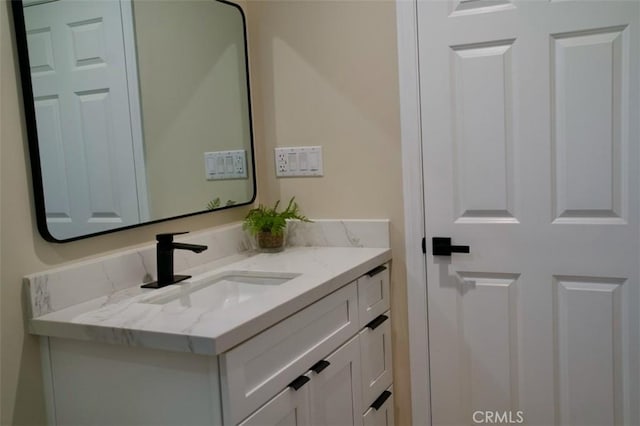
[275,146,323,177]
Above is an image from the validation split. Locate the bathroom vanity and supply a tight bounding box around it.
[25,221,394,426]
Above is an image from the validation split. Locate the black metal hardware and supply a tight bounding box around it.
[366,265,387,278]
[142,232,208,289]
[156,231,188,240]
[432,237,470,257]
[371,390,392,410]
[309,360,331,374]
[422,237,426,254]
[288,375,310,391]
[366,314,389,330]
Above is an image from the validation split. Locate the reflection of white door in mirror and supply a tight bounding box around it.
[24,0,148,240]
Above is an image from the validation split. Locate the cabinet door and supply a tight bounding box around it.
[362,387,394,426]
[309,336,363,426]
[221,282,359,425]
[238,380,310,426]
[357,264,390,328]
[360,311,393,407]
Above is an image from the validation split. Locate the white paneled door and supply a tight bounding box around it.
[418,1,639,425]
[25,0,146,240]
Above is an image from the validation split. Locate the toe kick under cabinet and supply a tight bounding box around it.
[40,263,393,426]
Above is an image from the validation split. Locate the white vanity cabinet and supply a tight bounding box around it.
[239,335,362,426]
[219,282,360,424]
[223,263,393,426]
[40,263,393,426]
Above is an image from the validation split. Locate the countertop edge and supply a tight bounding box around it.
[29,248,392,356]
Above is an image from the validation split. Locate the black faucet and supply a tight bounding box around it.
[141,232,208,289]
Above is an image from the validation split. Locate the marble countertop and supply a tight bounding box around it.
[29,246,391,355]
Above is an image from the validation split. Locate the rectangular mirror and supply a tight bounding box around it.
[11,0,256,242]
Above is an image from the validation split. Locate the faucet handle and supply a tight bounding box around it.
[156,232,189,243]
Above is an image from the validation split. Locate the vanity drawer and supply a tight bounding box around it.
[360,311,393,407]
[357,263,390,328]
[220,282,359,425]
[363,386,395,426]
[237,377,311,426]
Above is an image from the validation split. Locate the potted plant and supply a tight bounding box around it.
[243,197,311,252]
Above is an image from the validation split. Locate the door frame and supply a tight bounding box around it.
[396,2,640,424]
[395,1,431,425]
[120,0,149,221]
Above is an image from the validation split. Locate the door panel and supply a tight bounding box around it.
[33,96,71,221]
[451,40,516,222]
[554,276,626,426]
[25,0,143,239]
[459,274,519,413]
[418,0,639,425]
[429,269,521,424]
[551,26,628,223]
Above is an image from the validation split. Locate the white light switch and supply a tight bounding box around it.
[308,152,319,171]
[206,157,216,174]
[225,156,233,173]
[274,146,323,177]
[288,153,298,171]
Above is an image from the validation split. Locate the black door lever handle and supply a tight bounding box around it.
[432,237,470,256]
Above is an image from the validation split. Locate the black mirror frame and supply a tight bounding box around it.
[10,0,257,243]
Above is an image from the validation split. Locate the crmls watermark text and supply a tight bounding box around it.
[472,411,524,424]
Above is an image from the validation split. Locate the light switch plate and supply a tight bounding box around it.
[274,146,323,177]
[205,150,247,180]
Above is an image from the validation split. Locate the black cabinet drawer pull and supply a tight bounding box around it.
[366,265,387,278]
[309,360,331,374]
[371,390,392,410]
[366,314,389,330]
[288,375,310,391]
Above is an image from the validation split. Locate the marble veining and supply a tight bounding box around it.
[26,223,246,317]
[286,219,389,248]
[25,220,390,355]
[29,276,51,319]
[25,220,388,317]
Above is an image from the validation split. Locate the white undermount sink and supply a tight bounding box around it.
[141,271,300,310]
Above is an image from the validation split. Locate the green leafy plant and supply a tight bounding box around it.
[206,198,237,210]
[206,198,221,210]
[243,197,311,237]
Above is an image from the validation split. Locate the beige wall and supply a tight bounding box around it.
[134,0,254,218]
[245,1,411,424]
[0,2,251,423]
[1,0,410,424]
